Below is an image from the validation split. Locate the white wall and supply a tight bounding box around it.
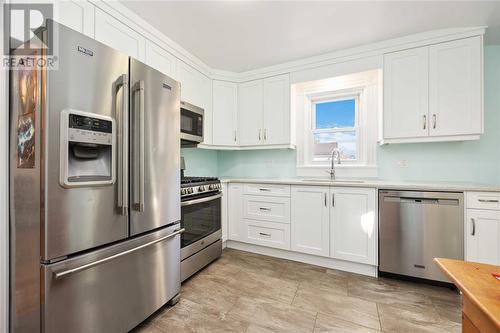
[0,2,9,331]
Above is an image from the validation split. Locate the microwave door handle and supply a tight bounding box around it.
[116,74,129,216]
[132,80,145,212]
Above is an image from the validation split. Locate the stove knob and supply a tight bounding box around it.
[198,186,205,192]
[188,188,194,194]
[181,189,185,195]
[209,184,215,190]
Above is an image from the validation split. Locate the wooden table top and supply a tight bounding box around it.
[434,258,500,330]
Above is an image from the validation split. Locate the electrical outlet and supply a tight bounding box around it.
[397,160,408,168]
[264,160,273,168]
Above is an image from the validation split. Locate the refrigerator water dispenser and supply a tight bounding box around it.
[60,109,116,187]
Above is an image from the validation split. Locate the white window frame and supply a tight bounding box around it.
[293,69,380,178]
[308,90,362,164]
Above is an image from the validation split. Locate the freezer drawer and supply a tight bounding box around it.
[42,225,182,333]
[379,190,464,282]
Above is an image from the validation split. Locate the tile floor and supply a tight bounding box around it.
[133,248,462,333]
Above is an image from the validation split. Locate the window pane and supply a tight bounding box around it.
[315,99,355,129]
[313,131,357,160]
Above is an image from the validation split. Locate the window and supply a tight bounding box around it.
[293,69,380,178]
[312,96,359,162]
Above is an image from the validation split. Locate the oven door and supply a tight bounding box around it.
[181,193,222,260]
[180,102,203,144]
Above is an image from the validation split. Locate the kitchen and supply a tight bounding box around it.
[1,1,500,333]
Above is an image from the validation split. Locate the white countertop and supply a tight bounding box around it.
[220,177,500,192]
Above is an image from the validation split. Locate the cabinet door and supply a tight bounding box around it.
[228,183,244,241]
[94,8,145,61]
[291,186,330,257]
[212,81,238,145]
[466,209,500,265]
[221,183,228,242]
[383,47,429,139]
[331,187,377,265]
[176,60,205,106]
[429,36,482,136]
[263,74,290,145]
[238,80,263,146]
[56,0,95,37]
[145,40,177,79]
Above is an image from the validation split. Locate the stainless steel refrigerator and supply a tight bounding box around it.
[10,20,182,333]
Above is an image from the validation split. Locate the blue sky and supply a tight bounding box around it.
[315,99,355,129]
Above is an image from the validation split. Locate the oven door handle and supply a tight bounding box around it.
[182,193,222,207]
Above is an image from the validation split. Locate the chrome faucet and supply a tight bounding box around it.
[327,148,341,180]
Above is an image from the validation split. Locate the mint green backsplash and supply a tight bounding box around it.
[218,149,297,178]
[182,46,500,184]
[181,148,218,176]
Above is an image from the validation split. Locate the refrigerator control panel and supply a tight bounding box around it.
[60,109,116,188]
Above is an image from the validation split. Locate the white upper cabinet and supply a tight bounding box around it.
[177,61,212,143]
[237,74,291,147]
[382,35,483,144]
[291,186,330,257]
[330,187,377,265]
[212,81,238,145]
[56,0,95,37]
[177,60,206,106]
[466,209,500,266]
[94,8,145,61]
[383,47,429,139]
[429,37,482,136]
[144,40,177,79]
[238,80,264,146]
[263,74,290,145]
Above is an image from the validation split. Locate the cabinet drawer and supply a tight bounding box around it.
[243,195,290,223]
[243,183,291,197]
[244,220,290,250]
[467,192,500,210]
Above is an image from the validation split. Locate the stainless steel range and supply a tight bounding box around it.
[180,176,222,281]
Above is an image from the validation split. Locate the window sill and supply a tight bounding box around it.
[296,164,378,178]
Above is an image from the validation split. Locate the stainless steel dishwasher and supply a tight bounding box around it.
[379,190,464,282]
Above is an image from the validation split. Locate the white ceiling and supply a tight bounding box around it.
[121,1,500,72]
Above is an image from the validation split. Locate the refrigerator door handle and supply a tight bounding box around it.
[116,74,129,216]
[132,80,145,212]
[53,228,185,280]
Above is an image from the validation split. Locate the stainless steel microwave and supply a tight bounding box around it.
[180,101,204,146]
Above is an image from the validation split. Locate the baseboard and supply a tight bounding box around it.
[226,241,377,277]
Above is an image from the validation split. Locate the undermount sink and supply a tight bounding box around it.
[300,178,366,183]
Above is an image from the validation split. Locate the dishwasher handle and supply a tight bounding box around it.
[384,196,459,205]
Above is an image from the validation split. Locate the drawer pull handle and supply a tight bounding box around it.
[259,232,272,237]
[259,207,271,211]
[478,199,499,203]
[471,218,476,236]
[259,188,271,192]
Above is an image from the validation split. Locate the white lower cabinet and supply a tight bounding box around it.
[244,219,290,250]
[466,209,500,265]
[291,186,330,257]
[330,187,377,265]
[221,183,228,242]
[228,183,378,270]
[228,183,244,241]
